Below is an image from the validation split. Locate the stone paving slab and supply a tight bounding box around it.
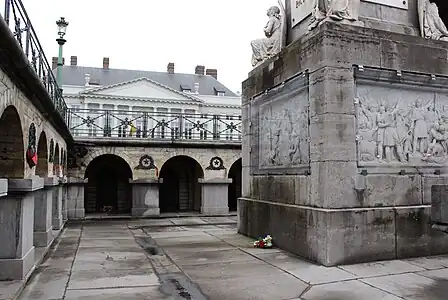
[300,280,402,300]
[340,260,426,278]
[64,286,167,300]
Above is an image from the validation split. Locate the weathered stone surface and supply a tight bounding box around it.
[431,185,448,225]
[0,179,7,197]
[361,175,422,207]
[199,179,232,215]
[130,179,161,216]
[424,175,448,205]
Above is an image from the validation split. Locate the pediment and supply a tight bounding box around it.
[83,78,200,102]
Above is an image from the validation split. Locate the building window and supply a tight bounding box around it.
[217,91,225,96]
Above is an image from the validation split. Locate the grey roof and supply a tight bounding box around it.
[55,66,237,97]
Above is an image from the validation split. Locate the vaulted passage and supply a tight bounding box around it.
[228,158,242,211]
[36,131,48,177]
[0,105,24,178]
[84,154,133,214]
[159,156,203,213]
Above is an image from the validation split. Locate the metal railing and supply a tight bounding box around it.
[2,0,68,121]
[68,109,243,143]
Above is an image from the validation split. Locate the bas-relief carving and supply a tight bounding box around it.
[356,85,448,166]
[259,90,309,168]
[418,0,448,41]
[250,2,287,68]
[308,0,360,30]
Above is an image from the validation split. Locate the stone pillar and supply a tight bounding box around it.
[0,177,44,280]
[67,178,86,219]
[130,179,161,216]
[199,178,232,215]
[52,181,63,230]
[33,177,58,248]
[60,177,68,222]
[0,179,6,197]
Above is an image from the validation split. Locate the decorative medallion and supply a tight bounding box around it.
[206,156,225,170]
[26,123,37,168]
[49,139,54,162]
[135,154,157,170]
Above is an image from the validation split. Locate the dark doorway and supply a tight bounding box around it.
[84,154,133,214]
[36,131,48,177]
[0,105,24,178]
[159,156,204,213]
[228,158,242,211]
[432,0,448,28]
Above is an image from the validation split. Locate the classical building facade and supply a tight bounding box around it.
[54,57,242,217]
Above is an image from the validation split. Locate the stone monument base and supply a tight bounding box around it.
[241,21,448,266]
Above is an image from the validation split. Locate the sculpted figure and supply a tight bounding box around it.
[419,0,448,41]
[410,99,432,155]
[251,6,284,67]
[309,0,360,30]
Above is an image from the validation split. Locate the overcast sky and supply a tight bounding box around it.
[4,0,282,93]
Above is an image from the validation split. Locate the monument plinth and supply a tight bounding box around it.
[241,0,448,266]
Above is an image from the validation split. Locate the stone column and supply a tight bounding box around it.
[130,179,161,216]
[52,181,63,230]
[0,177,44,280]
[199,178,232,215]
[60,177,68,222]
[33,177,58,248]
[67,178,86,219]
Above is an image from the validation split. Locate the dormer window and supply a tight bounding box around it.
[214,87,225,96]
[180,84,191,93]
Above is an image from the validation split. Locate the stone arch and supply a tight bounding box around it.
[0,105,24,178]
[228,158,242,211]
[84,154,133,214]
[54,143,60,177]
[49,139,54,162]
[159,155,204,213]
[36,131,48,177]
[83,148,134,177]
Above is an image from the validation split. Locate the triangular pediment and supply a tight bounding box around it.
[82,77,201,102]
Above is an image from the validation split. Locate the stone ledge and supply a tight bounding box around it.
[0,247,35,281]
[44,176,59,187]
[130,179,163,184]
[8,177,44,193]
[198,178,233,184]
[0,179,7,197]
[66,178,88,185]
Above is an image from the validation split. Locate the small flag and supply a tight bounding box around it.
[26,147,38,167]
[129,123,137,136]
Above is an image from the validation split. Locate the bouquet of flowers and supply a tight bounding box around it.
[253,235,273,248]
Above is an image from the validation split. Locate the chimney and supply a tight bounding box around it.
[52,57,58,70]
[70,56,77,66]
[167,62,175,74]
[103,57,109,69]
[206,68,218,80]
[195,65,205,75]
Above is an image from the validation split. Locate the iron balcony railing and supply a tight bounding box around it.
[68,108,243,142]
[2,0,68,122]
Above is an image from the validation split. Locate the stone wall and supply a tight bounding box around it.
[241,21,448,266]
[0,68,67,179]
[68,144,241,180]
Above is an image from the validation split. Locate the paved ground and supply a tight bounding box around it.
[9,216,448,300]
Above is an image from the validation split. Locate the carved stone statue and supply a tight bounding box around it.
[418,0,448,41]
[308,0,360,31]
[250,3,286,68]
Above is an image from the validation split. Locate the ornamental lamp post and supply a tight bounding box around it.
[56,17,68,89]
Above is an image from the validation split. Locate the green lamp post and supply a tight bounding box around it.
[56,17,68,88]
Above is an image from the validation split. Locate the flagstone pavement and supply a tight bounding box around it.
[1,216,448,299]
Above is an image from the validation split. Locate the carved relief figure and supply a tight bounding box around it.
[373,102,400,162]
[309,0,360,30]
[418,0,448,41]
[251,5,285,67]
[410,99,433,155]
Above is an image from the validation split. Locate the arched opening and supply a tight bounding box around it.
[432,0,448,27]
[53,143,60,177]
[36,131,48,177]
[84,154,133,215]
[0,105,24,178]
[159,156,204,213]
[228,158,242,211]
